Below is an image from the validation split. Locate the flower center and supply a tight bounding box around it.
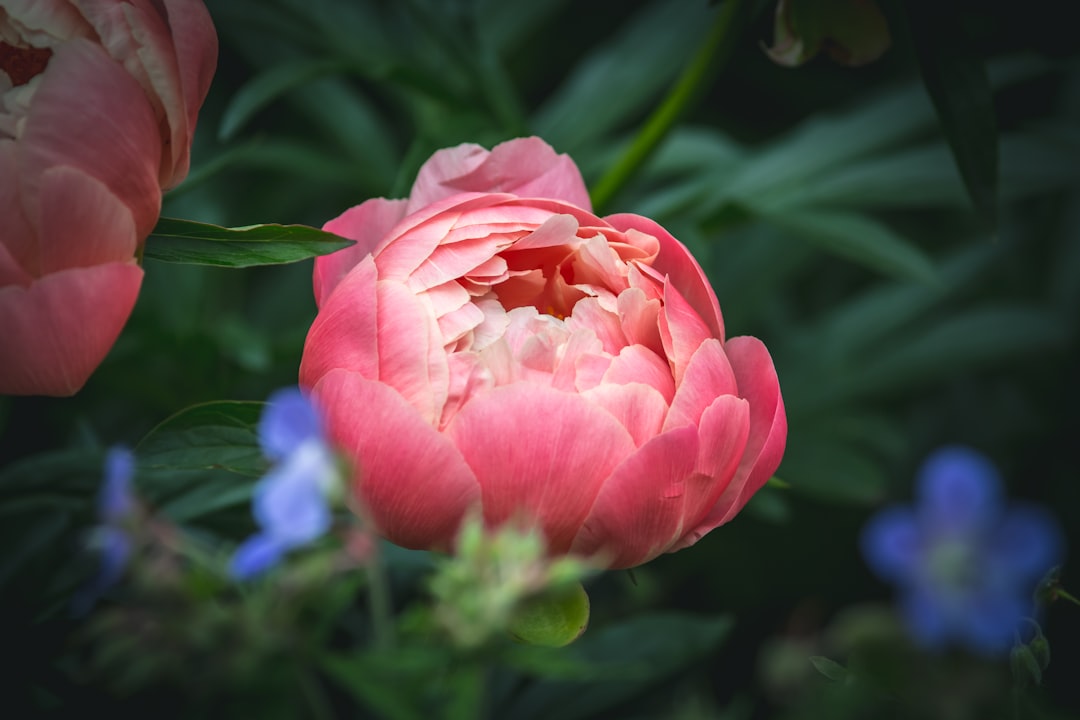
[0,41,52,86]
[926,538,980,594]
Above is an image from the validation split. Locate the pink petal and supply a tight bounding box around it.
[36,165,137,273]
[0,237,32,287]
[410,137,592,212]
[570,426,698,568]
[406,143,490,213]
[607,213,724,341]
[446,383,636,553]
[658,278,714,387]
[375,279,449,426]
[20,39,162,238]
[692,336,787,532]
[150,0,218,186]
[374,193,511,281]
[565,296,625,355]
[0,261,142,396]
[312,369,481,550]
[603,344,675,403]
[1,0,91,40]
[669,395,751,552]
[300,254,379,388]
[582,381,669,448]
[314,198,407,307]
[616,287,663,357]
[0,141,36,278]
[663,338,738,432]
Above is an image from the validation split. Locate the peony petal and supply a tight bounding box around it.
[565,296,625,355]
[446,383,636,554]
[663,338,738,432]
[413,137,592,212]
[300,254,379,389]
[581,381,668,448]
[658,278,715,388]
[0,260,142,396]
[406,143,490,213]
[315,198,407,307]
[147,0,218,186]
[667,395,751,552]
[19,39,162,238]
[607,213,724,340]
[602,344,675,403]
[375,279,449,426]
[0,140,36,277]
[36,165,137,273]
[571,426,698,568]
[698,336,787,528]
[312,369,481,550]
[374,193,511,280]
[616,286,663,357]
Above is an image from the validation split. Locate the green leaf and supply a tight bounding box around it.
[779,433,888,505]
[846,305,1068,398]
[809,655,851,683]
[906,4,998,230]
[320,651,437,720]
[763,210,938,284]
[218,58,346,141]
[532,0,713,152]
[503,613,732,720]
[136,401,266,477]
[144,218,354,268]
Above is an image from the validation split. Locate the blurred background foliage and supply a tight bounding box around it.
[2,0,1079,717]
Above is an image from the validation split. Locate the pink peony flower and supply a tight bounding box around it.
[300,138,786,569]
[0,0,217,396]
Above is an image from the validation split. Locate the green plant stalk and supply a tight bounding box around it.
[366,540,396,651]
[590,0,746,214]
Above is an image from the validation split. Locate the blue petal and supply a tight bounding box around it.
[916,446,1002,534]
[230,533,285,580]
[96,526,131,592]
[899,587,952,650]
[860,506,921,582]
[99,447,135,523]
[960,591,1028,656]
[987,505,1064,582]
[259,387,323,461]
[252,442,332,546]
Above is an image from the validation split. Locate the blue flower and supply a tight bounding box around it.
[230,388,339,580]
[861,447,1064,655]
[74,447,137,613]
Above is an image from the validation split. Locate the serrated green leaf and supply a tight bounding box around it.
[219,58,346,141]
[144,217,354,267]
[907,4,998,230]
[321,651,436,720]
[763,210,938,284]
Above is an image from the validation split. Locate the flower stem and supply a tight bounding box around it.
[1055,587,1080,607]
[590,0,748,214]
[366,539,396,650]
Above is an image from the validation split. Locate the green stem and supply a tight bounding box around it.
[367,540,396,651]
[1055,587,1080,607]
[590,0,747,214]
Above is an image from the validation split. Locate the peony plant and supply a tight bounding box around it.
[0,0,217,396]
[300,137,787,569]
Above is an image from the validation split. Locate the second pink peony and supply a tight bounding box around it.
[300,137,786,569]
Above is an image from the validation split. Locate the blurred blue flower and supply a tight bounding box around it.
[75,447,137,613]
[861,446,1064,655]
[230,388,339,580]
